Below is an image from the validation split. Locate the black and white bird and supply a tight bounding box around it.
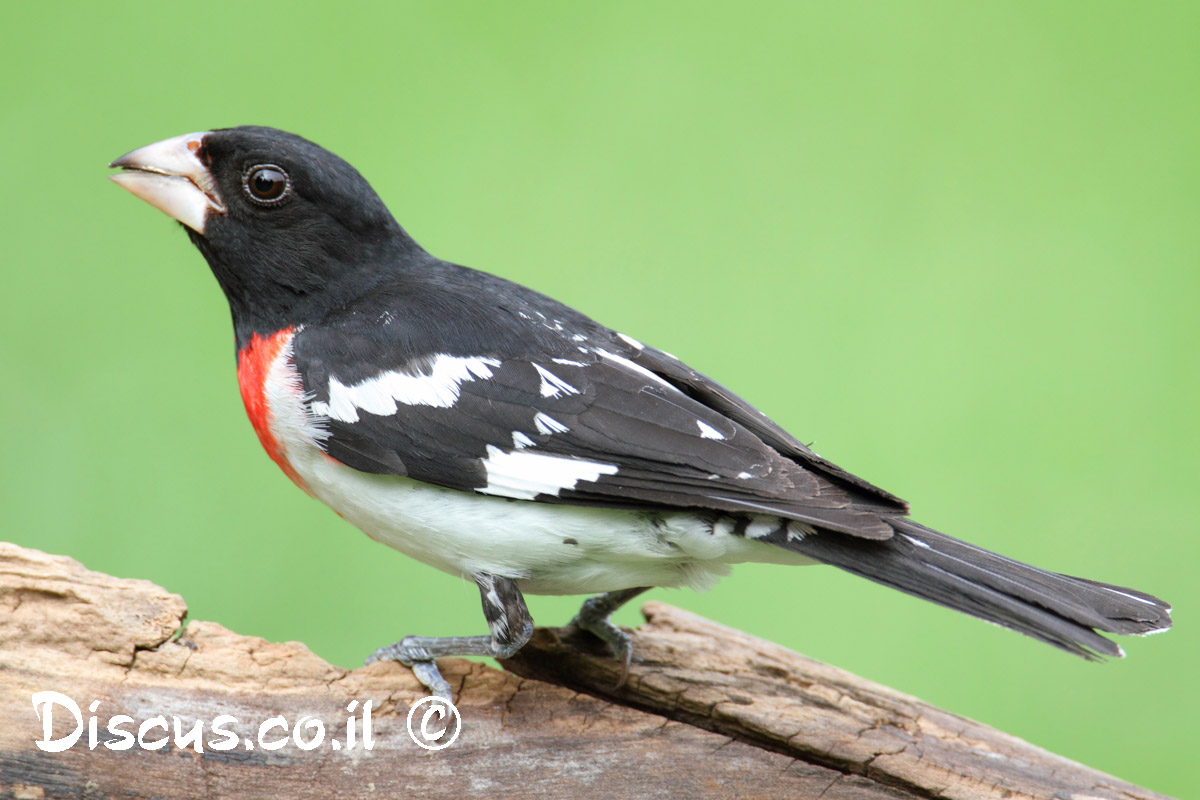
[110,126,1172,699]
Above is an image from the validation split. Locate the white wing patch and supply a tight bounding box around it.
[533,412,569,435]
[595,349,678,393]
[617,333,645,350]
[312,355,501,423]
[512,431,535,449]
[696,420,725,440]
[902,534,932,550]
[532,363,580,398]
[479,445,618,500]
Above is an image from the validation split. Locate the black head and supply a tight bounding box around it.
[111,126,427,337]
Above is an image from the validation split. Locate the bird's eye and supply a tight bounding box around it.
[243,165,290,204]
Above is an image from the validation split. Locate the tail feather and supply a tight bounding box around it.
[785,518,1172,659]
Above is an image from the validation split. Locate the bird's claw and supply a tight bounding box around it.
[569,614,635,688]
[365,636,429,666]
[409,661,454,701]
[365,639,453,701]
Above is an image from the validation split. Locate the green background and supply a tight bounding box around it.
[1,2,1195,795]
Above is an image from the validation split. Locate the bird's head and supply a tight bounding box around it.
[110,126,421,329]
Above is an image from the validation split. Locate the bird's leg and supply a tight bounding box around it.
[366,574,533,701]
[569,587,649,687]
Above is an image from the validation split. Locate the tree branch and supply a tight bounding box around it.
[0,543,1171,800]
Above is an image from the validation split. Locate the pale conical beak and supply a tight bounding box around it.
[109,131,225,234]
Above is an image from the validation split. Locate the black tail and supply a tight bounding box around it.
[787,518,1172,659]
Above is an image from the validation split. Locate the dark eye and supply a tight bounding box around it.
[244,165,290,204]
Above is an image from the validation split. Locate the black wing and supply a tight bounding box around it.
[626,343,908,509]
[292,272,904,541]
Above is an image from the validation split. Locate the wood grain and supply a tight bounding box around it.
[0,543,1171,799]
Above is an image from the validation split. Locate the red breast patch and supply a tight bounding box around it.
[236,327,309,491]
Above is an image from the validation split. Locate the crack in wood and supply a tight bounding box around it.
[0,544,1174,800]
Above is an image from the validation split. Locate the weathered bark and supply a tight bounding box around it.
[0,542,1171,800]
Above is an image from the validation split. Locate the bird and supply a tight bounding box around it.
[109,126,1172,700]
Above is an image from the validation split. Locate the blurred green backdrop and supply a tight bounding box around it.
[1,1,1195,795]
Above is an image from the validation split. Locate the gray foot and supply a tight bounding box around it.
[366,639,457,700]
[366,574,533,702]
[569,587,649,687]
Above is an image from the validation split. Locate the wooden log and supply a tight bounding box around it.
[0,542,1171,800]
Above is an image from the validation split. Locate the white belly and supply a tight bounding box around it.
[260,332,811,596]
[304,457,810,594]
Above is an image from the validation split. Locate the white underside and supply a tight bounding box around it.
[263,335,813,595]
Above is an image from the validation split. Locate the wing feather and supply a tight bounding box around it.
[294,318,899,539]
